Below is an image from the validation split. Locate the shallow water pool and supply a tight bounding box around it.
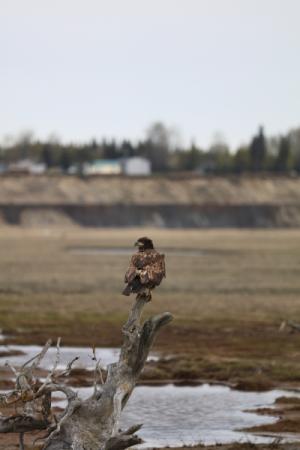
[1,345,300,447]
[69,384,300,447]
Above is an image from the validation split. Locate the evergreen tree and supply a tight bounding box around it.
[274,136,290,172]
[42,145,53,168]
[250,126,266,172]
[60,150,72,173]
[184,144,202,171]
[144,122,170,172]
[120,140,135,158]
[234,147,250,173]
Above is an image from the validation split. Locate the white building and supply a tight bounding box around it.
[121,157,151,176]
[83,160,122,175]
[8,159,46,174]
[82,157,151,176]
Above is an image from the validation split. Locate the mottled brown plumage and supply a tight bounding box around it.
[122,237,166,300]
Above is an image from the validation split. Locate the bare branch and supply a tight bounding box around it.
[105,434,143,450]
[23,339,52,371]
[0,415,48,433]
[40,383,77,402]
[106,423,144,450]
[120,424,143,436]
[133,312,173,376]
[36,338,61,395]
[4,361,18,377]
[281,320,300,333]
[58,356,79,377]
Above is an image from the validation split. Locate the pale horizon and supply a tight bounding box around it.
[1,0,300,150]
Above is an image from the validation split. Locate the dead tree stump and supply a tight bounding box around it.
[0,295,173,450]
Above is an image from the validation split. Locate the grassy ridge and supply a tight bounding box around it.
[1,175,300,204]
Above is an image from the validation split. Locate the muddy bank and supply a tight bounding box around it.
[164,445,299,450]
[0,440,298,450]
[3,321,300,392]
[1,202,300,228]
[246,396,300,434]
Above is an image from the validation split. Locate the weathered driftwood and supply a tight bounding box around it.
[279,320,300,333]
[0,295,172,449]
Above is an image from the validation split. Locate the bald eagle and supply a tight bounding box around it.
[122,237,166,301]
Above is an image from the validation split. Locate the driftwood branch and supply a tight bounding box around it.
[105,424,144,450]
[0,295,173,450]
[279,320,300,333]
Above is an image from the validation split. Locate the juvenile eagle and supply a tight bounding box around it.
[122,237,166,300]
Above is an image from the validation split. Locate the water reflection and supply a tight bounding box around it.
[0,345,158,370]
[73,384,298,447]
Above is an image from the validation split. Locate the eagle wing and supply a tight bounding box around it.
[139,252,166,286]
[124,254,140,283]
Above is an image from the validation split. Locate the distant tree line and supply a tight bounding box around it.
[0,122,300,175]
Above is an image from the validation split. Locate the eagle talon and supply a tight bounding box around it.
[145,292,152,302]
[136,292,152,302]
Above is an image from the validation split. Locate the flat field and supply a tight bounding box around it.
[1,227,300,387]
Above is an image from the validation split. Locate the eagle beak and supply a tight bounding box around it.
[134,241,142,247]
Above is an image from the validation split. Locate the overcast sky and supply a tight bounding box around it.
[0,0,299,149]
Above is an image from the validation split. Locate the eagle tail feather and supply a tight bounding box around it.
[122,284,131,296]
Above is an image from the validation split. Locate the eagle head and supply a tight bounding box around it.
[134,236,154,251]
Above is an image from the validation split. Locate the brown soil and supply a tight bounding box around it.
[168,445,299,450]
[246,396,300,434]
[0,349,25,358]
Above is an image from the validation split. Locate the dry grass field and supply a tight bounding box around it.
[1,227,300,388]
[2,227,300,450]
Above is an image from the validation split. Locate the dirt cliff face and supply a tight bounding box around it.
[1,174,300,205]
[1,174,300,228]
[1,203,300,228]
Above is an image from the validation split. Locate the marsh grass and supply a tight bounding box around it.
[1,228,300,386]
